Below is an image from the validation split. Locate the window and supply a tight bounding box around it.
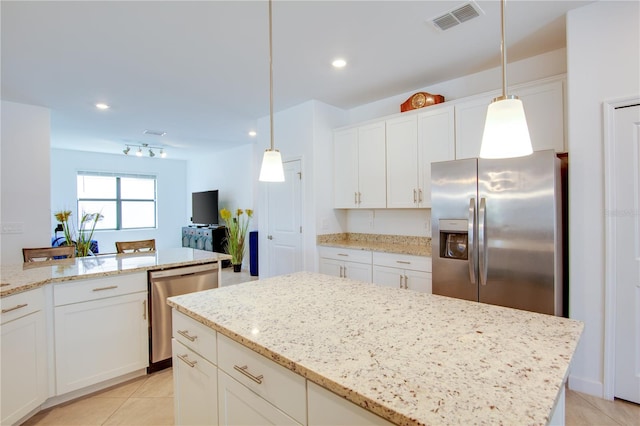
[77,172,157,230]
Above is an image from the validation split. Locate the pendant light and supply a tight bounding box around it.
[258,0,285,182]
[480,0,532,159]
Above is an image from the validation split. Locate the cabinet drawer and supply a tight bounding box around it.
[318,246,372,264]
[172,310,217,364]
[54,273,146,306]
[217,334,306,424]
[1,287,45,325]
[372,252,431,272]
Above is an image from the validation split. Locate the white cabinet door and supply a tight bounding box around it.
[308,381,394,426]
[319,257,343,277]
[358,122,387,208]
[372,264,405,289]
[386,114,419,208]
[518,79,565,153]
[1,297,47,426]
[405,269,432,294]
[172,340,218,426]
[418,106,455,207]
[455,78,565,160]
[55,291,148,394]
[343,261,372,282]
[218,370,300,426]
[334,128,359,208]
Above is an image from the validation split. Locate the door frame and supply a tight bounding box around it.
[602,95,640,400]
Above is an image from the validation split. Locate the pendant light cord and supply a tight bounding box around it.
[269,0,275,151]
[500,0,507,98]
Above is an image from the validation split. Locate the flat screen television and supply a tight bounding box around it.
[191,190,219,226]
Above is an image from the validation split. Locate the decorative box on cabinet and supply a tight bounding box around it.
[386,106,455,208]
[318,246,372,282]
[333,122,386,209]
[1,288,47,425]
[372,252,432,293]
[53,273,148,395]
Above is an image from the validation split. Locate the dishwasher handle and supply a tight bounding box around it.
[149,263,218,280]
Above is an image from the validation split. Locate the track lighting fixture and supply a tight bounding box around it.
[122,143,167,158]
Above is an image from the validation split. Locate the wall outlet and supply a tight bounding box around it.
[1,222,24,234]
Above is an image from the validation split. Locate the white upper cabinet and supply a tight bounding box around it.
[455,78,566,159]
[386,106,455,208]
[334,122,386,208]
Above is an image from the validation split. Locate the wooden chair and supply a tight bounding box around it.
[23,246,76,262]
[115,239,156,253]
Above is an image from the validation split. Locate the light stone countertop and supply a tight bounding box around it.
[167,271,583,426]
[317,233,432,257]
[0,247,231,297]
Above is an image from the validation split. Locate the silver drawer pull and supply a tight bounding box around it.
[2,303,28,314]
[234,365,264,384]
[92,285,118,292]
[177,329,197,342]
[178,354,197,368]
[337,253,349,257]
[396,260,411,264]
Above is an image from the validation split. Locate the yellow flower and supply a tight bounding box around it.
[220,208,231,221]
[236,208,243,216]
[246,209,253,217]
[54,210,72,223]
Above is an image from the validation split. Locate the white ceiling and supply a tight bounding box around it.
[1,0,594,159]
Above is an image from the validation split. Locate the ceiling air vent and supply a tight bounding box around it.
[429,1,483,31]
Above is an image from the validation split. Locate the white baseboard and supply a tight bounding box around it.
[568,374,607,399]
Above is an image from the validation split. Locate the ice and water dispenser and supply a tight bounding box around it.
[438,219,469,260]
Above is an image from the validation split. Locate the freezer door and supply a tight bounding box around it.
[477,150,561,315]
[431,158,479,301]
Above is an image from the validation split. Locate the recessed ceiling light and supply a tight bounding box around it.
[332,58,347,68]
[249,131,257,137]
[95,103,110,110]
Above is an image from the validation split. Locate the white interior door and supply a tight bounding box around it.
[610,103,640,403]
[267,160,302,277]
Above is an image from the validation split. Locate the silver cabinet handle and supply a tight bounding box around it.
[234,365,263,384]
[2,303,28,314]
[92,285,118,292]
[358,192,362,204]
[419,189,423,203]
[468,198,477,285]
[399,275,403,288]
[337,253,349,257]
[354,192,358,205]
[396,260,410,264]
[178,354,197,368]
[142,300,147,320]
[404,275,409,289]
[177,329,197,342]
[413,189,417,203]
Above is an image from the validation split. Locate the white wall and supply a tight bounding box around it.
[50,149,188,254]
[566,0,640,398]
[1,101,51,264]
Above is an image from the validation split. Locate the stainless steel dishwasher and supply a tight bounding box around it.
[148,262,219,372]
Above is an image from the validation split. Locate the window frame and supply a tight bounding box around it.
[76,171,158,231]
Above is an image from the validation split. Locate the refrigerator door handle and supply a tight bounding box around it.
[468,198,477,284]
[478,197,488,286]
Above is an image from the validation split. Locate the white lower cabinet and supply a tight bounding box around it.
[307,381,394,426]
[318,246,372,282]
[53,274,148,395]
[218,370,300,425]
[1,288,47,425]
[372,252,432,293]
[172,340,218,426]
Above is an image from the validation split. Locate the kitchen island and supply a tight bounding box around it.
[168,271,583,425]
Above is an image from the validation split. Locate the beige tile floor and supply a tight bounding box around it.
[20,270,640,425]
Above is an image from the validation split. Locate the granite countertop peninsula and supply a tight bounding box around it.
[168,271,583,426]
[0,247,231,298]
[317,233,431,257]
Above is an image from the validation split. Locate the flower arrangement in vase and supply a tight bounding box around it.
[54,210,103,257]
[219,208,253,272]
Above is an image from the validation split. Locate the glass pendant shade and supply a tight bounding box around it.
[480,97,533,159]
[259,149,285,182]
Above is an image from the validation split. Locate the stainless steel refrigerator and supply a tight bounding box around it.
[431,149,564,316]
